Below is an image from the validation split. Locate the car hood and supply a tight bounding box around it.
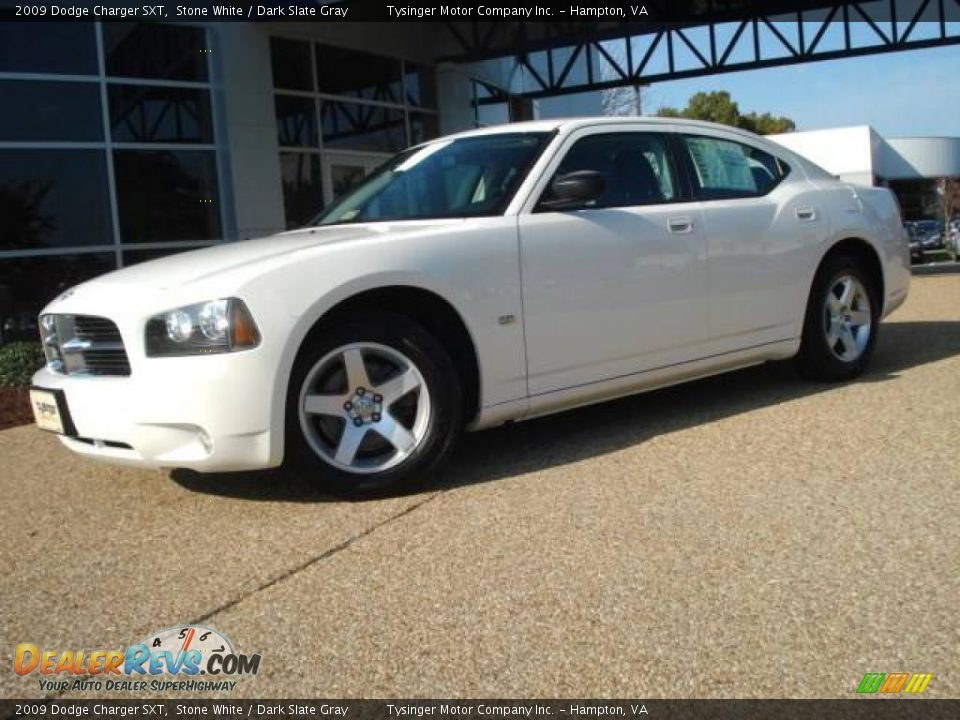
[85,220,462,290]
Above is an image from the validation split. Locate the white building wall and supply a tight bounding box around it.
[218,23,286,240]
[769,125,878,185]
[880,136,960,179]
[770,125,960,186]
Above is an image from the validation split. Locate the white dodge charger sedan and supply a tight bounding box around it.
[31,118,910,494]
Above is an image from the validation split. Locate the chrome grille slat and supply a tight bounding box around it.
[41,314,131,377]
[61,339,125,353]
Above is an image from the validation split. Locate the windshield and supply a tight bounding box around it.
[314,132,551,225]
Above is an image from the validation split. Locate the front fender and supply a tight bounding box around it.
[236,219,527,466]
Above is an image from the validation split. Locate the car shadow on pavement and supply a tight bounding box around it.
[170,320,960,502]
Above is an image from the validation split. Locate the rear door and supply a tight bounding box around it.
[518,127,709,396]
[673,132,821,353]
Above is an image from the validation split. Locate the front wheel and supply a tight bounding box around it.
[284,313,462,497]
[795,254,879,381]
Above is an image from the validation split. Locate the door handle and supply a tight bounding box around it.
[667,216,693,234]
[795,206,817,222]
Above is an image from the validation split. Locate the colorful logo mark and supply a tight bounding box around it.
[13,625,260,678]
[857,672,933,694]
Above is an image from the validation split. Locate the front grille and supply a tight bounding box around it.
[41,314,131,377]
[74,315,122,342]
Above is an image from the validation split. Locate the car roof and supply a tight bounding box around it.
[443,116,765,142]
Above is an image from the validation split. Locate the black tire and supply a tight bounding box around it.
[284,312,462,498]
[795,253,879,382]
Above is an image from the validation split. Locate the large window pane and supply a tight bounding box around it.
[0,254,116,341]
[409,113,440,146]
[330,164,367,201]
[122,246,199,267]
[0,22,97,75]
[280,152,322,229]
[321,101,406,153]
[0,150,112,251]
[275,95,317,148]
[109,85,214,144]
[316,46,402,103]
[404,64,437,107]
[103,24,208,82]
[889,178,938,221]
[114,150,220,243]
[270,38,313,91]
[0,80,102,142]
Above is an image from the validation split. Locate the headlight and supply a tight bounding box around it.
[39,314,63,370]
[145,298,260,357]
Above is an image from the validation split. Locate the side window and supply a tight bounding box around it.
[542,132,678,208]
[680,135,789,199]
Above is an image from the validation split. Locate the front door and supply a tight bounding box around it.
[518,129,709,396]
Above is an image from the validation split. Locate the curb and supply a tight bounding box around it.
[912,262,960,276]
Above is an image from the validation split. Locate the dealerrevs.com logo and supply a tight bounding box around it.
[14,625,261,693]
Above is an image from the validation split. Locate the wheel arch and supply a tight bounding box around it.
[277,284,481,453]
[814,237,885,314]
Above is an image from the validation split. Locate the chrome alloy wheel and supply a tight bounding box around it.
[823,274,872,362]
[298,342,432,474]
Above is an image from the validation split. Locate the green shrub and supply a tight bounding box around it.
[0,341,46,387]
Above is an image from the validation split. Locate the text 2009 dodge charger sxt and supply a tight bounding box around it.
[31,118,910,494]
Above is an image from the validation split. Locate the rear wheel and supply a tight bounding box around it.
[285,313,461,497]
[796,254,879,381]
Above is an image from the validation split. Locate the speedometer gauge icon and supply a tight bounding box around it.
[141,625,234,671]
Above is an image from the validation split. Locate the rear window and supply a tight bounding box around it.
[680,135,789,199]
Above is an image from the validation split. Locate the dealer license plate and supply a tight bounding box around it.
[30,388,66,434]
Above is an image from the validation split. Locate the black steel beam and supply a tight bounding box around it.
[456,0,960,104]
[476,33,960,104]
[437,1,846,62]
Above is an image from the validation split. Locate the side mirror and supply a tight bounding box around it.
[539,170,606,211]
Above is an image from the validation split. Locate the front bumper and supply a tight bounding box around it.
[32,351,280,472]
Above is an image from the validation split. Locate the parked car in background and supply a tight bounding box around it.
[905,222,925,263]
[915,219,943,251]
[30,118,911,495]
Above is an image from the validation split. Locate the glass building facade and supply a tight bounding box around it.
[270,36,438,228]
[0,21,441,344]
[0,21,226,342]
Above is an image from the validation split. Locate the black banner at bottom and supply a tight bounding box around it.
[3,700,959,720]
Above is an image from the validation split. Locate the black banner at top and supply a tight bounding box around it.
[1,0,949,23]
